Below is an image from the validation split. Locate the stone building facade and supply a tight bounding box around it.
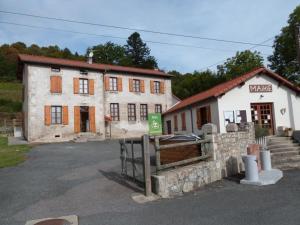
[18,54,173,142]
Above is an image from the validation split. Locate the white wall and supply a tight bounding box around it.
[217,74,300,133]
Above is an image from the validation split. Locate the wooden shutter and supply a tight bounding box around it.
[207,105,211,123]
[73,78,79,94]
[196,108,202,129]
[62,106,68,125]
[160,81,165,94]
[89,79,94,95]
[181,112,186,131]
[104,76,110,91]
[50,76,62,93]
[150,80,154,94]
[174,115,178,131]
[44,105,51,126]
[129,79,133,92]
[74,106,80,133]
[117,77,122,92]
[140,80,145,93]
[89,106,96,133]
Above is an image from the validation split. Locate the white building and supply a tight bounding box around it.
[18,54,174,142]
[163,67,300,135]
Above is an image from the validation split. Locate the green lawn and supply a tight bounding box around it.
[0,82,22,113]
[0,137,31,168]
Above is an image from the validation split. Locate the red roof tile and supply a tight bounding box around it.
[164,67,300,114]
[18,54,172,77]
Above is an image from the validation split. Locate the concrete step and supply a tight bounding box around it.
[267,143,299,149]
[273,161,300,170]
[270,147,300,153]
[271,150,300,158]
[268,136,293,141]
[268,140,296,146]
[272,155,300,164]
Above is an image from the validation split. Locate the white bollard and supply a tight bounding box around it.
[260,150,272,171]
[242,155,259,182]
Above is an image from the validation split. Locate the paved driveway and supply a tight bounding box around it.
[0,141,300,225]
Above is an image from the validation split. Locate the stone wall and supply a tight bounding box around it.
[152,123,255,198]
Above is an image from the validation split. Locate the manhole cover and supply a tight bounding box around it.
[34,219,71,225]
[25,215,78,225]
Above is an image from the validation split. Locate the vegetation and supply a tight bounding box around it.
[0,82,22,113]
[268,5,300,84]
[0,137,31,168]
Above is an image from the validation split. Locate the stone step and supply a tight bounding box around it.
[267,143,299,149]
[271,150,300,158]
[268,136,293,140]
[270,147,300,153]
[268,140,295,145]
[273,161,300,170]
[272,155,300,164]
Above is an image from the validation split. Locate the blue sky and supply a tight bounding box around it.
[0,0,299,73]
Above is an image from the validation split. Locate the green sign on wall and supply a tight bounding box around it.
[148,113,162,135]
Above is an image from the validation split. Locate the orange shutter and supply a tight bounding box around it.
[129,79,133,92]
[140,80,145,93]
[150,80,154,93]
[160,81,165,94]
[104,76,110,91]
[207,105,211,123]
[196,108,202,129]
[89,106,96,133]
[73,78,79,94]
[62,106,68,125]
[89,79,94,95]
[50,76,62,93]
[74,106,80,133]
[117,77,123,92]
[44,105,51,126]
[181,112,186,131]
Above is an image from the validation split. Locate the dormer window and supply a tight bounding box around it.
[80,69,88,75]
[51,67,61,73]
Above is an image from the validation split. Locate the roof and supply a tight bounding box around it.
[18,54,172,78]
[164,67,300,115]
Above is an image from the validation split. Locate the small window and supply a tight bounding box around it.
[140,104,148,121]
[133,79,141,92]
[110,103,119,121]
[155,104,162,114]
[51,106,62,124]
[79,78,89,94]
[109,77,118,91]
[128,104,136,121]
[51,67,61,73]
[154,81,160,94]
[80,69,88,75]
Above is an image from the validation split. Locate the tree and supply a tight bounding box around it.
[217,50,263,80]
[88,42,127,65]
[124,32,158,69]
[268,5,300,84]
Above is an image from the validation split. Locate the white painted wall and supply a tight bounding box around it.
[217,74,300,133]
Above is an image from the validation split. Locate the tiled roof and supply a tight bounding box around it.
[18,54,172,77]
[164,67,300,115]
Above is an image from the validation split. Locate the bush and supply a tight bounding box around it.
[255,125,269,138]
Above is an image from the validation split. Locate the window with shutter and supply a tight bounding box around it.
[50,76,62,93]
[44,105,51,126]
[174,115,178,131]
[89,79,94,95]
[181,112,186,131]
[140,80,145,93]
[89,106,96,132]
[117,77,122,91]
[62,106,68,125]
[73,78,79,94]
[196,105,211,129]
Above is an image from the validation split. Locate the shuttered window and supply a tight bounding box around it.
[51,106,62,124]
[133,79,141,92]
[154,81,160,94]
[109,77,118,91]
[50,76,62,93]
[79,78,88,94]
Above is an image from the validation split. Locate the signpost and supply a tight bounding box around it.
[148,113,162,135]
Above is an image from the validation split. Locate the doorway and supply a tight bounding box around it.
[80,106,89,132]
[251,103,274,135]
[166,120,172,134]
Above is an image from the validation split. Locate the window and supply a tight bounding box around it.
[51,106,62,124]
[51,67,61,73]
[80,69,88,75]
[109,77,118,91]
[174,115,178,131]
[133,79,141,92]
[140,104,148,121]
[155,104,162,114]
[181,112,186,131]
[110,103,119,121]
[79,78,89,94]
[128,104,136,121]
[154,81,160,94]
[196,105,211,129]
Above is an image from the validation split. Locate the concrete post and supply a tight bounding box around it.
[142,134,151,196]
[242,155,259,182]
[260,150,272,171]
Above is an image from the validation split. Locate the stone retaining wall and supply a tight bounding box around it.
[152,123,255,198]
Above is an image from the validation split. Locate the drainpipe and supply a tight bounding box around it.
[190,107,194,133]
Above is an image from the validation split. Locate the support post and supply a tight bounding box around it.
[154,136,161,173]
[142,134,151,196]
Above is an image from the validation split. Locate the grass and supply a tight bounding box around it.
[0,136,31,168]
[0,81,22,113]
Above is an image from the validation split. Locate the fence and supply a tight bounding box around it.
[0,118,23,136]
[255,136,267,149]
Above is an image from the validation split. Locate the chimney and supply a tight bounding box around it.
[87,51,93,64]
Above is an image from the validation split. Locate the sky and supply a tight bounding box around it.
[0,0,299,73]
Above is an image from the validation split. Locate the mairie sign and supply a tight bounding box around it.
[148,113,162,135]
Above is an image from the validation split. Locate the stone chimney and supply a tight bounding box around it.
[87,51,93,64]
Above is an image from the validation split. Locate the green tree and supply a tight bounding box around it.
[124,32,158,69]
[217,50,263,80]
[268,5,300,84]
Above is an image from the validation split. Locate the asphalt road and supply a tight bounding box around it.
[0,141,300,225]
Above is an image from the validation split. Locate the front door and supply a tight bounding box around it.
[251,103,274,135]
[80,106,89,132]
[166,120,172,134]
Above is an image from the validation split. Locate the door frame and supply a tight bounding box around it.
[250,102,275,135]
